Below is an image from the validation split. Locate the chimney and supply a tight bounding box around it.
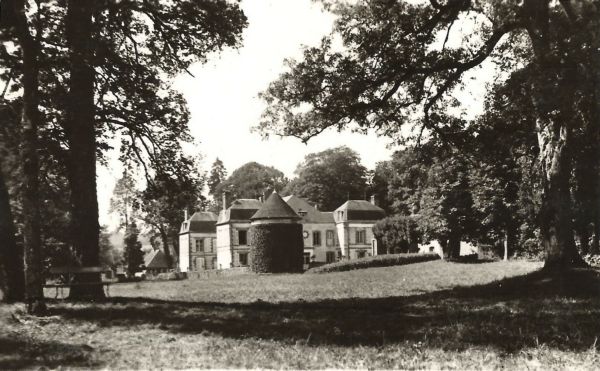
[184,209,188,220]
[222,192,228,211]
[370,195,376,205]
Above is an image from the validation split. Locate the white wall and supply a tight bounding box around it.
[179,234,190,272]
[216,225,232,269]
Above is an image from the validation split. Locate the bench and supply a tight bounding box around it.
[45,266,112,298]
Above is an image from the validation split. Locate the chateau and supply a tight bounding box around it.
[178,193,385,272]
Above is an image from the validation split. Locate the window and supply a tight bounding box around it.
[238,230,247,245]
[326,230,335,246]
[326,251,335,263]
[303,252,311,265]
[313,231,321,246]
[239,252,248,266]
[195,239,204,252]
[355,230,366,244]
[357,250,366,259]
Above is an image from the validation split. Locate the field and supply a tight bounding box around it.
[1,260,600,369]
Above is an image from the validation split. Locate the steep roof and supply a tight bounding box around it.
[282,195,335,224]
[144,250,169,269]
[251,192,301,221]
[180,211,217,234]
[335,200,386,221]
[217,199,263,225]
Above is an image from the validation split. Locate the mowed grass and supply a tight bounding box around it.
[2,260,600,369]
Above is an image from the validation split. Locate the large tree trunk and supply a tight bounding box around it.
[446,231,461,260]
[0,167,24,302]
[13,0,46,314]
[590,13,600,257]
[65,0,104,299]
[525,0,586,270]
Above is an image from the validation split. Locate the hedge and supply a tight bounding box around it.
[306,253,440,274]
[249,223,303,273]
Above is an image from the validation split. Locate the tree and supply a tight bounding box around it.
[110,169,138,230]
[260,0,600,269]
[123,222,144,276]
[368,161,394,213]
[1,0,47,314]
[0,166,23,302]
[0,104,24,302]
[373,215,420,254]
[137,154,205,268]
[99,226,121,269]
[467,69,540,259]
[208,158,227,197]
[217,162,287,202]
[283,146,367,211]
[415,151,477,259]
[0,0,247,300]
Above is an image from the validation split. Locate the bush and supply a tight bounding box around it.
[249,223,303,273]
[306,253,440,274]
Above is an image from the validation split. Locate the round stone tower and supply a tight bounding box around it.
[249,191,303,273]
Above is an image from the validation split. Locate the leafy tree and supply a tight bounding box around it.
[208,158,227,197]
[123,222,144,276]
[368,161,394,213]
[217,162,287,202]
[283,146,367,211]
[137,154,206,268]
[260,0,600,269]
[416,152,477,259]
[99,226,121,269]
[109,169,138,230]
[0,166,23,302]
[0,0,46,313]
[373,215,420,254]
[467,69,540,259]
[0,0,247,299]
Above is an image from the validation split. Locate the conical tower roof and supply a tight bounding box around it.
[251,192,301,221]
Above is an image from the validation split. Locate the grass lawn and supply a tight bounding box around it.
[1,260,600,369]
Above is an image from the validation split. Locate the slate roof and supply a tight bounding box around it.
[282,195,335,224]
[217,199,263,225]
[144,250,169,269]
[335,200,386,221]
[180,211,217,234]
[251,192,301,221]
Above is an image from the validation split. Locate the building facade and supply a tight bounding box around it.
[216,199,262,269]
[178,211,218,272]
[283,195,340,265]
[179,195,386,271]
[334,200,386,259]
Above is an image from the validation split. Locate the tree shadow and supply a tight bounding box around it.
[0,336,102,369]
[49,267,600,354]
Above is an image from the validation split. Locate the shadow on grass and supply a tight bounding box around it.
[0,336,101,369]
[49,267,600,354]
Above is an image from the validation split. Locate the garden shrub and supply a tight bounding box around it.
[306,253,440,274]
[249,223,303,273]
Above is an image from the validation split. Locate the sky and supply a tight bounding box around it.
[97,0,398,226]
[96,0,494,227]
